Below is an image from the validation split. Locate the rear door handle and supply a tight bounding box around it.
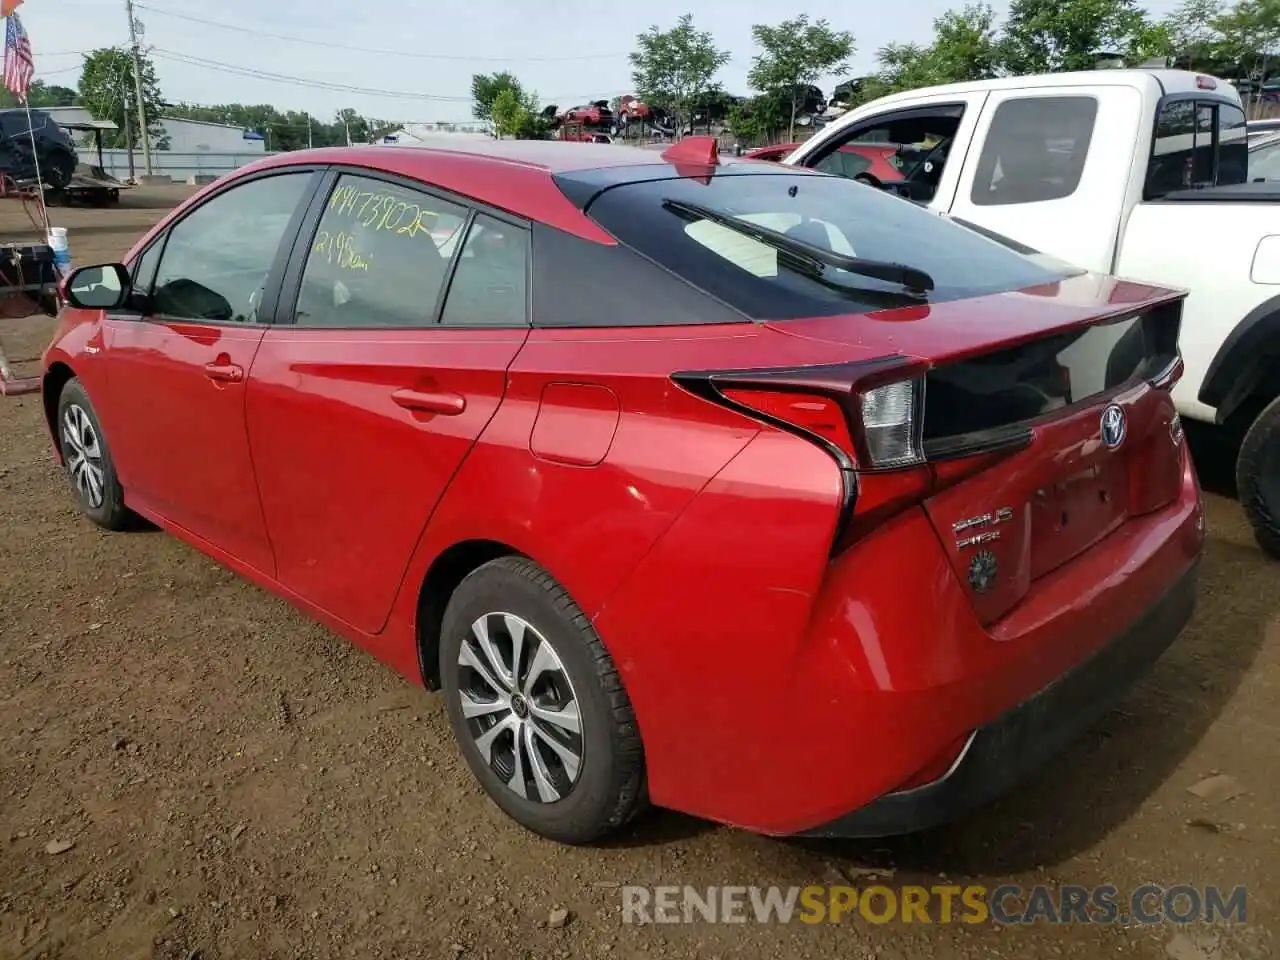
[204,362,244,383]
[391,387,467,416]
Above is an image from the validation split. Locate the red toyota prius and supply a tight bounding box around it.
[45,138,1204,844]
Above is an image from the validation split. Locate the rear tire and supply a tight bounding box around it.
[44,149,75,190]
[56,378,133,531]
[439,556,647,844]
[1236,394,1280,559]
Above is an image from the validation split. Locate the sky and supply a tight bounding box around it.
[26,0,1181,125]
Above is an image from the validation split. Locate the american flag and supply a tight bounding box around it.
[4,13,33,103]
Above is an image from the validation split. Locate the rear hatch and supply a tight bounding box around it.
[770,284,1187,625]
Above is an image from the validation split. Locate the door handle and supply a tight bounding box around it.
[391,387,466,416]
[204,362,244,383]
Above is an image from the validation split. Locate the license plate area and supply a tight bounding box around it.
[1028,455,1130,580]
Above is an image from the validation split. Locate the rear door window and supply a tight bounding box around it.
[292,173,468,328]
[970,96,1097,206]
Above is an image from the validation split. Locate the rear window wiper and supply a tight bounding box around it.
[662,197,935,296]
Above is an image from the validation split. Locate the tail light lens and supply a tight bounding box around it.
[860,378,924,468]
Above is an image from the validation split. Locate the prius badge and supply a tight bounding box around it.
[1101,404,1127,449]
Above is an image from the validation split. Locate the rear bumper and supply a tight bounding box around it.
[797,555,1199,838]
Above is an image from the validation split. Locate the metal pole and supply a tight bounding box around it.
[125,0,153,176]
[123,98,135,181]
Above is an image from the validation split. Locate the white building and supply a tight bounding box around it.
[372,121,493,145]
[38,106,264,154]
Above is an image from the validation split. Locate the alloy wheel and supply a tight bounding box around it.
[456,612,583,803]
[61,404,105,509]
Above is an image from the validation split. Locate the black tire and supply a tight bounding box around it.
[440,556,647,844]
[1237,394,1280,559]
[44,149,75,190]
[56,378,132,531]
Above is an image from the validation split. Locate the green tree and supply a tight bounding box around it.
[1162,0,1227,69]
[472,71,525,124]
[491,88,529,138]
[1213,0,1280,86]
[847,6,1002,106]
[0,80,78,108]
[630,13,731,138]
[998,0,1165,73]
[748,15,855,140]
[727,91,790,144]
[77,48,168,149]
[929,4,1004,81]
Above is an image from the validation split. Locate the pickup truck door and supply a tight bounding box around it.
[786,92,990,214]
[945,84,1146,275]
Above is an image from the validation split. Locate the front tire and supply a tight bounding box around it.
[1237,394,1280,559]
[57,378,132,531]
[440,556,647,844]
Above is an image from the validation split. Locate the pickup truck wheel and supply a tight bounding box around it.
[1236,394,1280,559]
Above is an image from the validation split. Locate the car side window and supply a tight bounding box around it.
[970,96,1097,206]
[151,172,310,323]
[809,106,964,202]
[439,214,529,327]
[293,173,468,328]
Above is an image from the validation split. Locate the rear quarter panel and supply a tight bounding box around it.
[1118,201,1280,421]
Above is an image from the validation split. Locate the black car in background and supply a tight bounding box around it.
[0,108,78,189]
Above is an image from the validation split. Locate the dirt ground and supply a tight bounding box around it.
[0,187,1277,960]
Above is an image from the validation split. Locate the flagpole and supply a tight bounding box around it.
[5,11,48,232]
[21,97,50,233]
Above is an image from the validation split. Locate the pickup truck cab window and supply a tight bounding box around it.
[1147,98,1248,197]
[970,96,1097,206]
[803,103,968,204]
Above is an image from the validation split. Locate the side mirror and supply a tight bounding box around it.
[62,263,131,311]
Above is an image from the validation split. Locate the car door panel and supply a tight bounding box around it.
[99,169,320,573]
[246,170,532,635]
[246,328,526,633]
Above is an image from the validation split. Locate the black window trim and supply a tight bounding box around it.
[112,164,327,328]
[1144,92,1244,200]
[273,163,533,331]
[968,92,1100,208]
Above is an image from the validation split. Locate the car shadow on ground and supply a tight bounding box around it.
[612,430,1272,867]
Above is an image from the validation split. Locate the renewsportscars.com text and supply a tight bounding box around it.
[621,884,1247,925]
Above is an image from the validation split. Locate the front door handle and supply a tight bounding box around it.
[391,387,467,416]
[204,362,244,383]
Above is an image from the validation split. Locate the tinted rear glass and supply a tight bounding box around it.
[580,172,1073,320]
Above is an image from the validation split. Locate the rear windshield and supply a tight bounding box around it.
[581,172,1075,320]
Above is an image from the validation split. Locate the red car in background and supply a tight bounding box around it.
[558,100,613,127]
[747,140,906,184]
[47,136,1203,845]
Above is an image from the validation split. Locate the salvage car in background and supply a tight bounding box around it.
[0,107,78,190]
[46,138,1204,844]
[786,69,1280,559]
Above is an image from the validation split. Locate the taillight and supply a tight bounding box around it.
[673,357,1027,554]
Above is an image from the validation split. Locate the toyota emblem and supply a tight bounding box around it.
[1100,404,1126,449]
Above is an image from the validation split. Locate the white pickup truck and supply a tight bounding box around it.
[784,69,1280,556]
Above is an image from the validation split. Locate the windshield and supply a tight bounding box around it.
[581,171,1076,319]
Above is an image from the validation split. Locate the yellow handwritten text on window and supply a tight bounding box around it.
[312,230,371,272]
[327,184,443,240]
